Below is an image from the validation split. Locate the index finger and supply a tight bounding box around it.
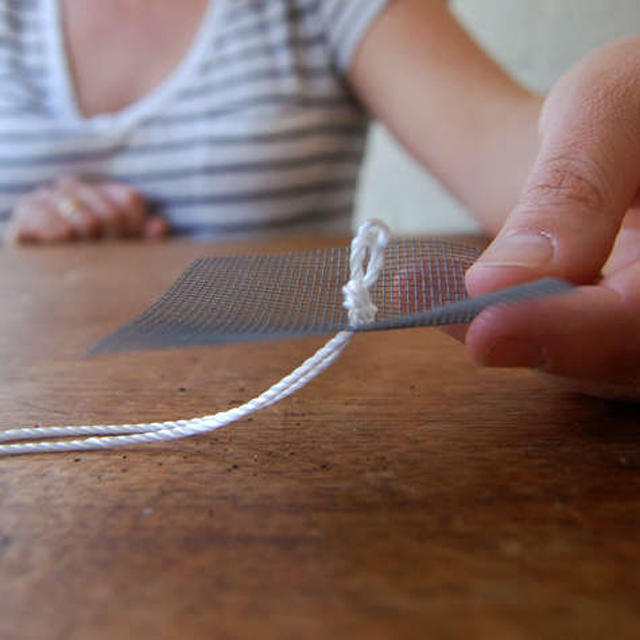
[467,37,640,296]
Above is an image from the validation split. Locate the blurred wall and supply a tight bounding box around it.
[355,0,640,234]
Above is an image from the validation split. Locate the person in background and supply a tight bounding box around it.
[1,0,639,400]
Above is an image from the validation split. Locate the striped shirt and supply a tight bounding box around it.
[0,0,389,239]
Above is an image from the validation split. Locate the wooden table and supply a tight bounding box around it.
[0,238,638,640]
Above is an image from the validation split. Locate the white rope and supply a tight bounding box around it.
[0,219,391,456]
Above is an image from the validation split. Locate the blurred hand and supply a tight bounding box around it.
[464,36,640,401]
[6,175,168,244]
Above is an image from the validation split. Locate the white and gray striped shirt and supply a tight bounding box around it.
[0,0,389,238]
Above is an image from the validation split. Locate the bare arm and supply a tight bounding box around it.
[347,0,541,233]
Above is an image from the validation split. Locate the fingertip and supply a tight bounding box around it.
[477,337,549,370]
[142,217,169,240]
[465,230,555,295]
[463,304,511,365]
[102,182,146,209]
[440,323,468,344]
[466,264,532,297]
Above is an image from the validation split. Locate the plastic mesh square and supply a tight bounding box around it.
[89,239,572,355]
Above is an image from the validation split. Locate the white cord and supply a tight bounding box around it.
[0,220,391,456]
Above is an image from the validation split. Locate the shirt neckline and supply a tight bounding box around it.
[43,0,223,131]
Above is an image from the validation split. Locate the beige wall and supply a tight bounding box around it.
[355,0,640,235]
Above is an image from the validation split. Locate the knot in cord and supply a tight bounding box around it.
[343,219,391,327]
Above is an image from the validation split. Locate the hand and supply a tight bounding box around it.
[464,36,640,401]
[5,175,169,244]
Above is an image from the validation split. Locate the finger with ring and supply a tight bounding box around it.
[55,197,83,222]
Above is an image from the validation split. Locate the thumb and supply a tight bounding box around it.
[467,36,640,296]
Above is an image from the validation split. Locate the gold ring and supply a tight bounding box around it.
[56,197,82,221]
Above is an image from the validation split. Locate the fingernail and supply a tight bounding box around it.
[481,338,548,369]
[474,232,554,269]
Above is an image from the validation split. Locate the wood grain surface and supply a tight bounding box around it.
[0,238,638,640]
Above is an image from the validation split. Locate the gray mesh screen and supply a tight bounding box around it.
[89,239,572,355]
